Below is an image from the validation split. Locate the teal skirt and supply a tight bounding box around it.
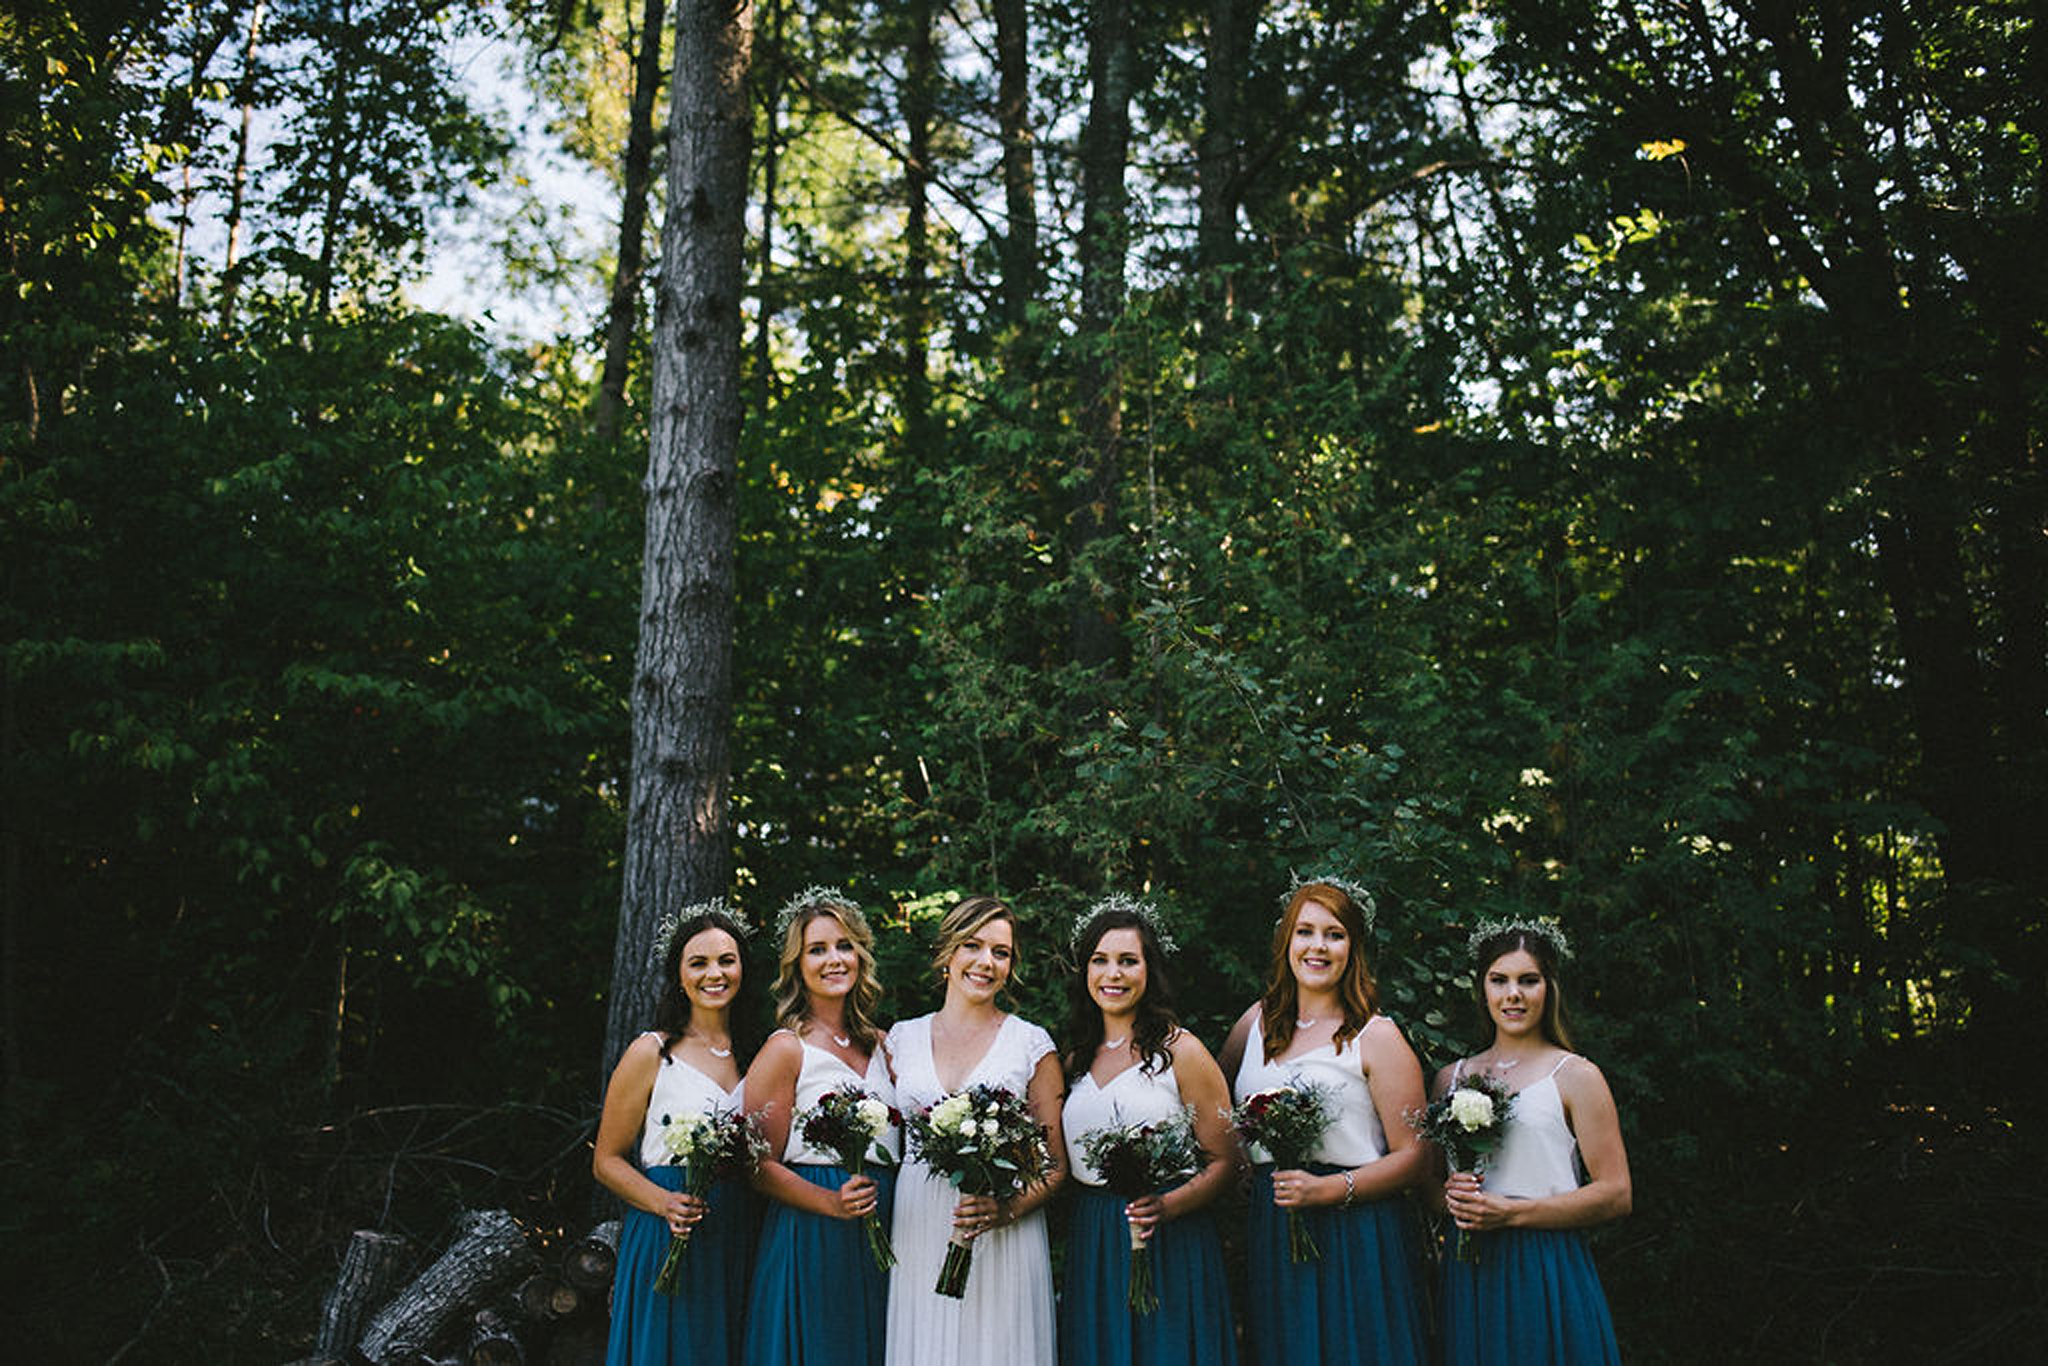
[607,1164,754,1366]
[1243,1164,1426,1366]
[1059,1184,1237,1366]
[741,1163,896,1366]
[1439,1225,1620,1365]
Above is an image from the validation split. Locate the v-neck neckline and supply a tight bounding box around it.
[931,1013,1006,1093]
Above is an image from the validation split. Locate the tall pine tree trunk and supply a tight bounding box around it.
[1070,0,1132,670]
[219,1,266,329]
[900,0,935,446]
[604,0,754,1073]
[993,0,1036,327]
[1196,0,1255,273]
[593,0,669,442]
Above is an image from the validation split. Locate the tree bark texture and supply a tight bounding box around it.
[357,1210,535,1365]
[899,0,936,448]
[1070,0,1134,670]
[604,0,755,1076]
[594,0,670,442]
[993,0,1037,326]
[468,1306,525,1365]
[1196,0,1256,271]
[561,1219,620,1293]
[314,1229,408,1359]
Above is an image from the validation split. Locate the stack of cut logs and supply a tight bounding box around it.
[290,1211,619,1365]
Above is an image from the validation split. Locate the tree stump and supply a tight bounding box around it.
[357,1210,535,1365]
[315,1229,409,1359]
[517,1270,581,1322]
[468,1306,525,1365]
[560,1220,619,1294]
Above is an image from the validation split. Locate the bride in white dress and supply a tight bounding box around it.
[884,895,1065,1366]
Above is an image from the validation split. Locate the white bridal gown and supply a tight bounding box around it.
[883,1013,1058,1366]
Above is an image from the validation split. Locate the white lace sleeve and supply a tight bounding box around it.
[1017,1019,1057,1073]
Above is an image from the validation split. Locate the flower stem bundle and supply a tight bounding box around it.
[652,1106,765,1295]
[903,1083,1055,1298]
[1076,1109,1205,1313]
[1230,1083,1337,1263]
[800,1083,901,1271]
[1412,1073,1515,1264]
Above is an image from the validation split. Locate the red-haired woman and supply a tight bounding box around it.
[1219,879,1428,1366]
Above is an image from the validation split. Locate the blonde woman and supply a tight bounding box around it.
[884,895,1064,1366]
[742,889,900,1366]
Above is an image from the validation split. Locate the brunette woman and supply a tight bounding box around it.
[596,902,757,1366]
[1059,895,1237,1366]
[1434,921,1628,1365]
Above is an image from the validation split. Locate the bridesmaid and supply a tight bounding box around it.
[596,900,756,1366]
[742,889,899,1365]
[884,895,1065,1366]
[1219,878,1429,1366]
[1434,920,1629,1365]
[1059,895,1238,1366]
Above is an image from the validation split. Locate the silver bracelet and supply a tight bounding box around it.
[1341,1169,1357,1209]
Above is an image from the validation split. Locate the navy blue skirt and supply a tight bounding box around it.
[608,1164,754,1366]
[1439,1225,1619,1365]
[742,1163,896,1366]
[1059,1184,1237,1366]
[1243,1165,1426,1366]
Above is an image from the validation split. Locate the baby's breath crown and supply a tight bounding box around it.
[774,885,859,939]
[1069,892,1179,955]
[1467,916,1572,962]
[1283,872,1377,933]
[652,897,751,966]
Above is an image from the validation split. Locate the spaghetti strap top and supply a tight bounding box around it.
[779,1033,903,1166]
[637,1033,745,1169]
[1456,1054,1584,1199]
[1063,1061,1186,1186]
[1233,1017,1390,1167]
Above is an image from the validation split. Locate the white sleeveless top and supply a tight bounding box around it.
[1063,1058,1186,1187]
[637,1034,744,1169]
[1233,1016,1391,1167]
[1455,1054,1584,1199]
[779,1033,902,1166]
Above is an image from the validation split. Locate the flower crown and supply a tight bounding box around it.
[1467,916,1572,962]
[651,897,752,966]
[1069,892,1179,955]
[1283,872,1377,933]
[773,885,861,940]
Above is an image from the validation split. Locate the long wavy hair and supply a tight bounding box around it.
[1259,881,1380,1056]
[771,898,885,1054]
[1470,926,1575,1050]
[930,894,1023,993]
[652,906,757,1064]
[1062,906,1180,1081]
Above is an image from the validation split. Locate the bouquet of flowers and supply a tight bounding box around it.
[1412,1072,1515,1264]
[799,1083,901,1271]
[1230,1082,1336,1263]
[1076,1109,1206,1312]
[653,1106,766,1295]
[903,1083,1055,1298]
